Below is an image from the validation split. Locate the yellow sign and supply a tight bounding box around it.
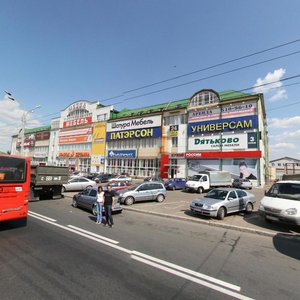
[91,122,106,166]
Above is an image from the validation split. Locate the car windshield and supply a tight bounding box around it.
[205,189,228,201]
[190,175,202,181]
[266,183,300,201]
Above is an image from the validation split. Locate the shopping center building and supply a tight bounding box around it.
[10,88,269,186]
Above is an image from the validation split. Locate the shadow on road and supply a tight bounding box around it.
[0,218,27,231]
[273,233,300,260]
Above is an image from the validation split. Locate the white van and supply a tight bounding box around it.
[259,181,300,225]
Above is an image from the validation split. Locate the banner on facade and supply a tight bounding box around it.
[107,150,137,158]
[188,133,258,151]
[188,115,258,136]
[106,127,161,141]
[63,116,92,128]
[188,102,256,122]
[91,122,106,166]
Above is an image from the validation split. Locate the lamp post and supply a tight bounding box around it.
[4,91,41,156]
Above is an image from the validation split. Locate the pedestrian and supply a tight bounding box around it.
[96,186,104,224]
[103,184,115,228]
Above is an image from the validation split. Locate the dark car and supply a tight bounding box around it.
[72,187,122,215]
[164,178,187,190]
[93,173,115,183]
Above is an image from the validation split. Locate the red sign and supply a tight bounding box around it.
[63,116,92,128]
[185,150,261,159]
[59,151,91,157]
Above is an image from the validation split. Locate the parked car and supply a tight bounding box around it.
[164,178,187,190]
[108,175,132,182]
[72,187,122,216]
[84,173,99,180]
[103,180,131,191]
[144,176,164,183]
[259,180,300,225]
[118,182,166,205]
[190,188,255,220]
[93,173,115,183]
[62,176,98,192]
[232,178,253,190]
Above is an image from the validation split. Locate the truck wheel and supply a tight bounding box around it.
[197,187,204,194]
[217,207,226,220]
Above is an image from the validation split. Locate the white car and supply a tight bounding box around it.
[62,176,98,192]
[108,175,132,182]
[259,180,300,225]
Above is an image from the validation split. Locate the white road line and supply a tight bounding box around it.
[131,255,253,300]
[131,251,240,292]
[28,211,57,222]
[29,213,253,299]
[67,225,119,244]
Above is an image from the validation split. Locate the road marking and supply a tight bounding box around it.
[67,225,119,244]
[28,211,57,222]
[132,255,253,300]
[29,213,253,299]
[131,250,240,291]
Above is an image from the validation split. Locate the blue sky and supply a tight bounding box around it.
[1,0,300,160]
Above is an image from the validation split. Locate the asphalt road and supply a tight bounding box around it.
[0,196,300,300]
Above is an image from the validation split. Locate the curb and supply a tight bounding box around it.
[122,207,287,238]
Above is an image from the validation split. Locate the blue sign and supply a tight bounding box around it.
[107,150,137,158]
[188,115,258,135]
[106,126,161,141]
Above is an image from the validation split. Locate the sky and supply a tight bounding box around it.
[1,0,300,161]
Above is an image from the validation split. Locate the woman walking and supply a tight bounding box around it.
[96,186,104,224]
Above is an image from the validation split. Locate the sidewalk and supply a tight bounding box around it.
[121,188,300,237]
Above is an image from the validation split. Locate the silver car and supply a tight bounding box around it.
[62,176,98,192]
[118,182,167,205]
[190,188,255,220]
[232,179,253,190]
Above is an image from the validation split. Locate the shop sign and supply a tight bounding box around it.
[169,153,185,159]
[59,135,91,144]
[185,150,261,159]
[63,116,92,128]
[59,127,92,137]
[67,101,88,113]
[33,152,48,158]
[107,115,161,132]
[188,133,257,151]
[188,115,258,136]
[168,125,178,137]
[59,151,91,157]
[106,127,161,141]
[17,138,35,148]
[107,150,137,158]
[188,102,256,122]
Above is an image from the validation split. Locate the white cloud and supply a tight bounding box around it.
[0,98,41,152]
[269,142,296,150]
[253,68,287,101]
[268,116,300,128]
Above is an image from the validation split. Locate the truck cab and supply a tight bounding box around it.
[185,174,210,193]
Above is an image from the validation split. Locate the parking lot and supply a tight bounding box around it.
[64,186,300,237]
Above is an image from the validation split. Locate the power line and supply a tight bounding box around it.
[108,50,300,106]
[101,38,300,101]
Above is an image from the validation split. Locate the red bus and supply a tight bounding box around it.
[0,154,30,225]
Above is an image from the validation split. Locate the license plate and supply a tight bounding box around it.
[266,215,279,221]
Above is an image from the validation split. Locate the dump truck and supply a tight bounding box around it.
[185,170,232,193]
[30,166,69,201]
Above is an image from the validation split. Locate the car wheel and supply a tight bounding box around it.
[217,207,226,220]
[197,187,204,194]
[172,186,176,191]
[72,198,78,208]
[62,186,66,193]
[156,194,165,203]
[245,202,253,213]
[92,204,97,216]
[265,217,272,223]
[86,185,92,189]
[125,196,134,205]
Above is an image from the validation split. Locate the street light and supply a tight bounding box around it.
[4,91,41,156]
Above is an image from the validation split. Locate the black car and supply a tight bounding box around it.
[72,187,123,215]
